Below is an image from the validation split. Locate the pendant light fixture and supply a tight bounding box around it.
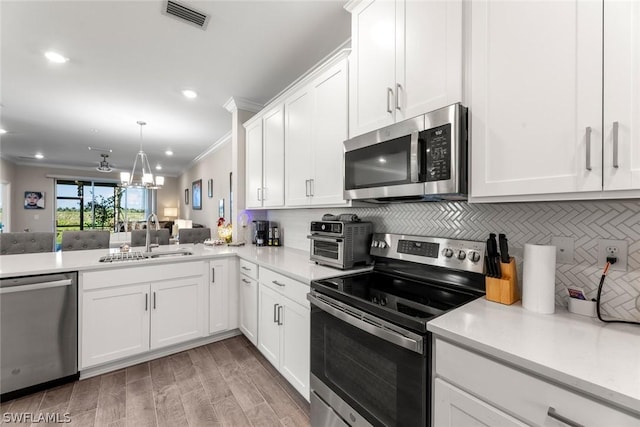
[96,154,112,172]
[120,121,164,189]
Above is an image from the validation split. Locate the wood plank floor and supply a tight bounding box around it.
[1,335,310,427]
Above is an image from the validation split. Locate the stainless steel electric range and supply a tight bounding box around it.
[307,233,486,427]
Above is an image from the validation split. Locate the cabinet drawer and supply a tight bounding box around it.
[435,339,639,426]
[239,259,258,279]
[259,267,309,307]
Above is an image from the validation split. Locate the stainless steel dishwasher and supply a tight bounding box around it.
[1,272,78,401]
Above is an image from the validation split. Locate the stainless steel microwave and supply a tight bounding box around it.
[343,103,468,202]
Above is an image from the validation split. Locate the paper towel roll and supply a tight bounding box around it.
[522,244,557,314]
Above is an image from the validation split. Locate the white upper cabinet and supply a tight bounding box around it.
[603,0,640,191]
[245,105,285,209]
[246,120,264,209]
[285,57,349,207]
[470,0,640,201]
[347,0,462,137]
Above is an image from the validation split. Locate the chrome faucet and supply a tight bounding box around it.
[145,213,160,253]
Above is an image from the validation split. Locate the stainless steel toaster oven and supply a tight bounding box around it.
[307,221,373,269]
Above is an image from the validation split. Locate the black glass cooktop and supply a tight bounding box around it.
[311,270,482,334]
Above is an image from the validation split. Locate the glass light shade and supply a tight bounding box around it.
[120,172,130,183]
[142,173,153,184]
[155,176,164,186]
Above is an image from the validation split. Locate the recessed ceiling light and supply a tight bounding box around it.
[165,150,174,156]
[0,129,7,134]
[35,153,44,159]
[44,51,69,63]
[182,89,197,99]
[155,165,162,171]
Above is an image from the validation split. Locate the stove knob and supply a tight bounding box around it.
[372,296,379,304]
[468,251,481,263]
[442,248,454,258]
[378,241,388,249]
[372,240,380,248]
[380,297,387,306]
[457,250,466,260]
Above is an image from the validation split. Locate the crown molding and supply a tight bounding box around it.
[223,97,263,113]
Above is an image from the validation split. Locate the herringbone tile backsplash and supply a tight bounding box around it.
[264,199,640,322]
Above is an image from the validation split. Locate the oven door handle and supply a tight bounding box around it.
[307,292,424,355]
[306,235,343,243]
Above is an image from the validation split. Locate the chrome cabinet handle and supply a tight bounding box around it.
[395,83,402,111]
[547,407,583,427]
[305,179,310,197]
[613,121,619,168]
[585,126,592,171]
[153,291,156,309]
[277,305,283,325]
[241,266,251,271]
[145,293,148,311]
[272,280,286,287]
[386,87,393,114]
[241,278,251,284]
[0,279,72,294]
[211,267,215,283]
[273,303,279,323]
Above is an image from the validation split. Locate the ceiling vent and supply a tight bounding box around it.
[163,0,210,30]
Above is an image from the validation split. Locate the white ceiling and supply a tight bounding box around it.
[0,0,350,177]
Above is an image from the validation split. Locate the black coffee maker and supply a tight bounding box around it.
[252,220,269,246]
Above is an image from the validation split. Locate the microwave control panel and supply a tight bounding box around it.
[421,123,451,181]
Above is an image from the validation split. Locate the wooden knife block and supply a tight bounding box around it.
[485,257,520,305]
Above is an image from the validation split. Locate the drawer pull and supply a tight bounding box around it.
[241,278,251,284]
[272,280,286,287]
[613,121,619,168]
[273,303,279,323]
[241,266,251,271]
[547,407,584,427]
[277,305,283,325]
[585,126,592,171]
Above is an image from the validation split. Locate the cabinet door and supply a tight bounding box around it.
[285,87,313,207]
[470,0,602,198]
[349,0,396,136]
[81,284,150,368]
[397,0,462,120]
[603,0,640,191]
[150,276,205,349]
[246,120,263,208]
[280,299,310,401]
[239,274,258,345]
[257,283,281,367]
[209,259,229,334]
[263,106,285,207]
[311,59,349,206]
[433,379,528,427]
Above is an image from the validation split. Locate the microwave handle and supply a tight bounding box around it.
[410,131,420,182]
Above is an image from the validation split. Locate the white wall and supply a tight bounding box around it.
[178,140,232,237]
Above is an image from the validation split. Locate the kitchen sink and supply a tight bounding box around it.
[99,249,193,263]
[144,248,194,258]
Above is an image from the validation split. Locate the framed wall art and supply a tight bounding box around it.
[207,179,213,198]
[192,179,202,210]
[24,191,45,209]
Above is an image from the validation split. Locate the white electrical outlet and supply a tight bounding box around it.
[597,239,628,271]
[551,236,574,264]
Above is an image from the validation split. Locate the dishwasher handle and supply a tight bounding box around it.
[0,279,73,294]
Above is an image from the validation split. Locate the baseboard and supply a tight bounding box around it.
[79,329,241,379]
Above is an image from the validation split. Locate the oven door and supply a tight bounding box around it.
[308,291,428,427]
[344,116,424,200]
[308,235,344,269]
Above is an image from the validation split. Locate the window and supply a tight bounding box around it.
[55,180,154,243]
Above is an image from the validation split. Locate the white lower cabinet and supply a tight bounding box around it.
[238,259,258,345]
[80,261,206,369]
[257,267,310,401]
[433,338,639,427]
[209,257,238,335]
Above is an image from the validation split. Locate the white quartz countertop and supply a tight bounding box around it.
[0,244,365,283]
[427,298,640,416]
